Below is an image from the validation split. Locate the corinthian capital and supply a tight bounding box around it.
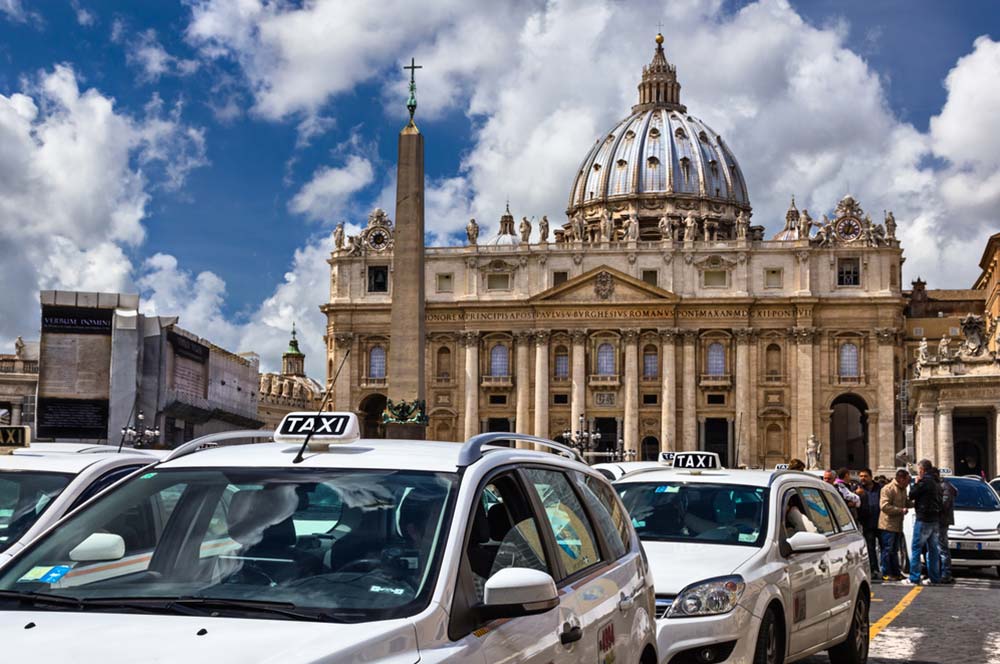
[570,329,589,344]
[514,329,534,345]
[874,327,899,345]
[460,331,480,347]
[659,327,681,342]
[333,332,354,349]
[622,328,640,343]
[534,330,551,345]
[791,327,817,343]
[733,327,755,342]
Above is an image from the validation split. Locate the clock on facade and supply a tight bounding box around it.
[835,217,862,242]
[366,228,391,251]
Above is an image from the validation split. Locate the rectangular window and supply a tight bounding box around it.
[522,468,602,577]
[764,268,783,288]
[641,269,658,286]
[642,393,658,406]
[554,353,569,380]
[949,327,960,337]
[642,351,658,379]
[837,258,860,287]
[576,474,629,560]
[706,393,726,405]
[703,270,728,288]
[912,327,924,337]
[552,271,569,287]
[553,394,569,405]
[487,273,511,291]
[797,487,836,534]
[825,489,857,532]
[367,265,389,293]
[435,273,453,292]
[488,394,507,405]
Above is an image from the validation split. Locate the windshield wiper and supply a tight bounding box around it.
[163,597,338,622]
[0,589,83,608]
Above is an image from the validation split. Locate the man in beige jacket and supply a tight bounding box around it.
[879,468,911,580]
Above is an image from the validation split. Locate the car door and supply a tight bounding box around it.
[820,486,865,643]
[783,486,836,657]
[448,471,564,664]
[521,467,619,664]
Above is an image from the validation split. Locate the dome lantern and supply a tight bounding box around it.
[633,33,686,114]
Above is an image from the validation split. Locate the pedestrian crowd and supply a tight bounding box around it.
[786,456,957,586]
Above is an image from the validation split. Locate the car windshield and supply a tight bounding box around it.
[951,478,1000,511]
[616,482,769,547]
[0,471,73,553]
[0,468,458,622]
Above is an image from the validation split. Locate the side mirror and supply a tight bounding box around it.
[480,567,559,620]
[786,531,830,555]
[69,532,126,562]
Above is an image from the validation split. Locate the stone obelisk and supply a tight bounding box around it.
[384,58,428,440]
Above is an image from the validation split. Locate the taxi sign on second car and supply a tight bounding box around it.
[671,451,722,470]
[274,412,361,445]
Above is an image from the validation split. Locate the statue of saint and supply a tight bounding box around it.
[259,373,271,394]
[806,435,821,470]
[572,213,586,242]
[333,222,344,250]
[466,218,479,245]
[735,210,748,239]
[884,210,897,239]
[600,210,613,242]
[626,213,639,241]
[798,209,812,239]
[938,335,950,360]
[538,215,549,243]
[658,212,671,240]
[519,216,532,243]
[917,337,929,364]
[683,211,697,242]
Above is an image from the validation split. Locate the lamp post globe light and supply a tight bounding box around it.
[562,413,600,457]
[121,409,160,448]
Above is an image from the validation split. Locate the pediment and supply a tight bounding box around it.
[531,266,679,304]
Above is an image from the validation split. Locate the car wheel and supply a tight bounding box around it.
[752,609,783,664]
[829,591,870,664]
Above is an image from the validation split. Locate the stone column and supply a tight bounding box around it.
[623,329,640,457]
[462,332,480,440]
[682,330,698,452]
[937,404,954,469]
[660,329,679,453]
[333,332,354,411]
[874,328,898,472]
[570,330,588,439]
[514,331,532,446]
[793,327,816,462]
[733,328,752,467]
[916,404,936,464]
[11,403,21,426]
[533,331,550,439]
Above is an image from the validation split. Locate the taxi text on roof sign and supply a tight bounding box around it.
[274,412,361,445]
[671,452,722,470]
[0,425,30,454]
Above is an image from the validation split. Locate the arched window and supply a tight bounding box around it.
[839,343,859,378]
[554,345,569,380]
[706,342,726,375]
[436,347,452,379]
[765,343,782,378]
[368,346,386,379]
[597,343,616,375]
[489,344,509,377]
[643,345,658,379]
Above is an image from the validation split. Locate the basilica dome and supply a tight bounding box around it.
[565,34,751,240]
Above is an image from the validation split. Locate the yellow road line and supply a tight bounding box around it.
[870,586,922,640]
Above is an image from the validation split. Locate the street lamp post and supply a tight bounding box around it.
[562,413,601,459]
[121,410,160,448]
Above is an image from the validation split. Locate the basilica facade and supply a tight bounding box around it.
[322,35,907,472]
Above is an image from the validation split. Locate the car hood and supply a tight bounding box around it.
[0,610,420,663]
[642,541,759,595]
[951,509,1000,534]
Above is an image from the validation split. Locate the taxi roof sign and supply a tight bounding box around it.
[274,412,360,449]
[671,451,723,471]
[658,451,676,466]
[0,425,30,454]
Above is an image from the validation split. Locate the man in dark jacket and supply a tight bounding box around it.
[856,468,882,581]
[906,459,943,585]
[935,469,957,584]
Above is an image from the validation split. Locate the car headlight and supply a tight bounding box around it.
[667,575,745,618]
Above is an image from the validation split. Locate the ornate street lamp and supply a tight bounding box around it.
[562,413,602,457]
[121,410,160,448]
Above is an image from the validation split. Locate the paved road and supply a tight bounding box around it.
[801,568,1000,663]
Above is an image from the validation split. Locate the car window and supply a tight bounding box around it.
[464,474,550,604]
[0,472,73,553]
[576,473,629,559]
[798,487,836,535]
[69,465,146,510]
[952,478,1000,511]
[825,488,856,532]
[522,468,602,578]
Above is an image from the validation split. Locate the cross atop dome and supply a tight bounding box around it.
[634,31,686,113]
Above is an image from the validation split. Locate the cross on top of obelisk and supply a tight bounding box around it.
[404,57,422,123]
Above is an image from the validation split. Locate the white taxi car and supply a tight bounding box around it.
[0,444,165,568]
[0,412,657,664]
[616,453,870,664]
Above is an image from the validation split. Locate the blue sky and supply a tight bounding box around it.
[1,0,998,375]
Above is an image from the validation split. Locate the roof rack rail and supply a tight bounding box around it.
[458,433,583,467]
[164,430,278,462]
[768,469,820,486]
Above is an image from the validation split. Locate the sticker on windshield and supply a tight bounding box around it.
[738,533,757,543]
[631,517,646,528]
[655,485,680,494]
[369,585,405,596]
[18,565,72,584]
[140,472,157,480]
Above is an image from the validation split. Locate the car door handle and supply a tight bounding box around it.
[618,590,635,613]
[818,560,829,573]
[560,623,583,646]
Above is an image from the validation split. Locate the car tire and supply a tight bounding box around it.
[828,591,870,664]
[752,608,783,664]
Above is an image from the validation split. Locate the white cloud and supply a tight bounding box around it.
[0,0,27,21]
[70,0,95,26]
[0,65,207,345]
[290,155,375,223]
[128,29,200,82]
